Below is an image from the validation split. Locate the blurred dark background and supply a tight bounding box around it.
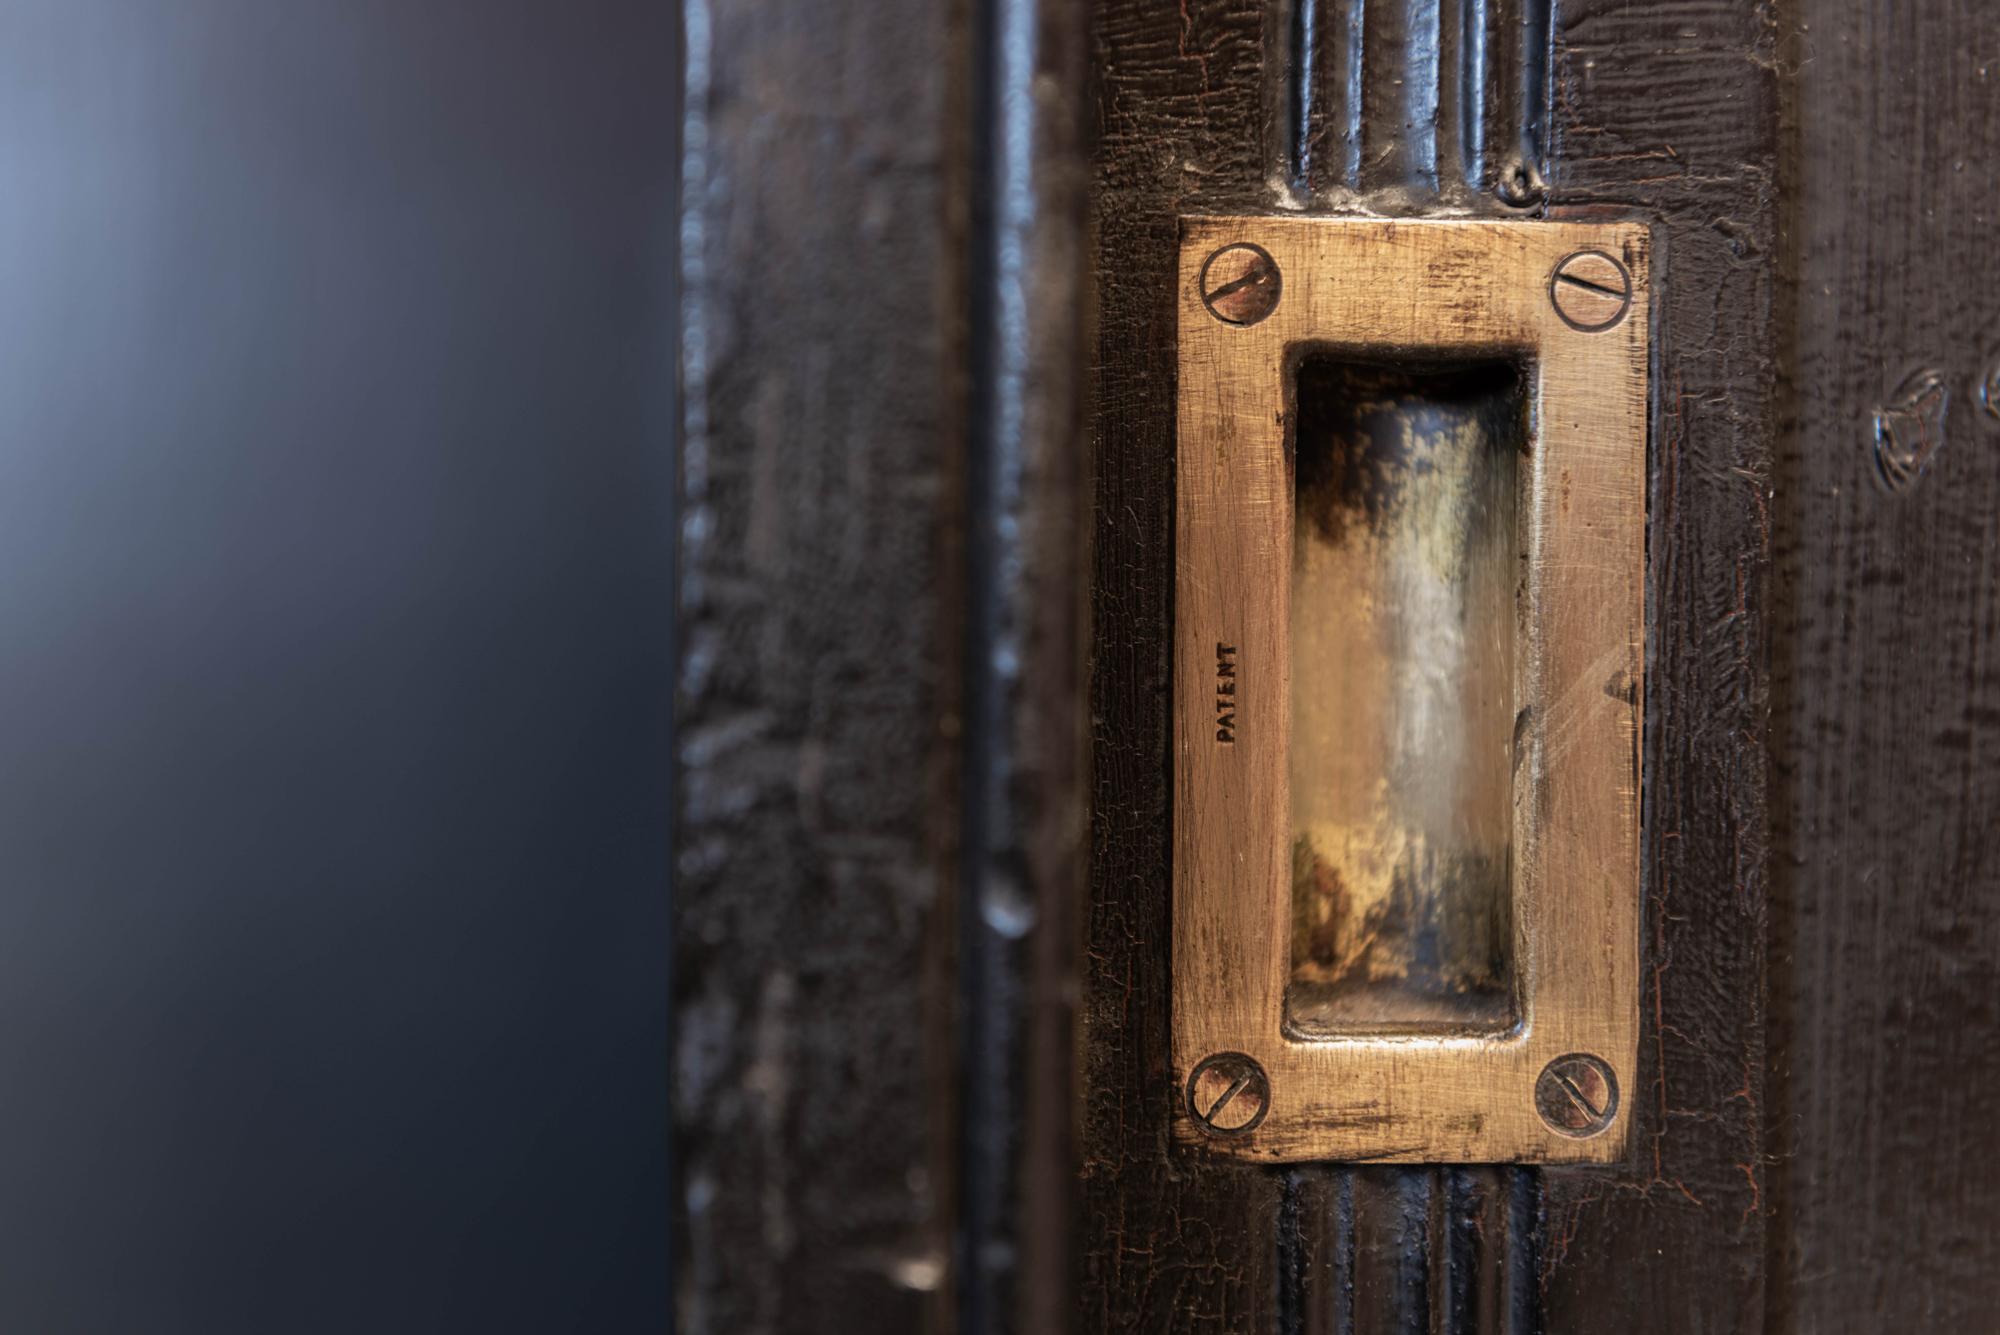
[0,1,677,1329]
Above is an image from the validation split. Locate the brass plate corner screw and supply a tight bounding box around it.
[1535,1054,1620,1138]
[1200,243,1282,326]
[1187,1052,1271,1135]
[1550,251,1633,332]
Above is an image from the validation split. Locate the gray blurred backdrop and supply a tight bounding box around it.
[0,2,677,1328]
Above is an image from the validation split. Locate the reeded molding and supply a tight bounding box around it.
[1266,0,1553,212]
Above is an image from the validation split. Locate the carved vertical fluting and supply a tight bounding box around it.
[1279,1167,1540,1333]
[1281,0,1550,208]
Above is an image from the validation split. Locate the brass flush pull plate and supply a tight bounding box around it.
[1174,217,1647,1164]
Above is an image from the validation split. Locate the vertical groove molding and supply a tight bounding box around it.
[1277,1167,1542,1334]
[960,0,1091,1326]
[1284,0,1551,208]
[1358,0,1441,195]
[1085,1,1289,1328]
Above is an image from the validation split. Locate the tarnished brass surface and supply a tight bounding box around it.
[1288,358,1522,1036]
[1174,217,1647,1163]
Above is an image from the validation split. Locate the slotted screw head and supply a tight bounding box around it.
[1200,244,1282,326]
[1186,1052,1270,1135]
[1550,251,1633,332]
[1535,1053,1620,1137]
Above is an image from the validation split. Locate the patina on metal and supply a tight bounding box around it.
[1173,216,1648,1164]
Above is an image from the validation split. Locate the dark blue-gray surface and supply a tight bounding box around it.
[0,2,675,1328]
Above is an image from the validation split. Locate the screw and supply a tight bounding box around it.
[1186,1052,1270,1135]
[1535,1054,1620,1137]
[1550,251,1633,333]
[1200,244,1282,326]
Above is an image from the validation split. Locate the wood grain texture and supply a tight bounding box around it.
[1769,0,2000,1327]
[673,0,965,1328]
[1535,1,1780,1328]
[674,0,1091,1327]
[1084,2,1287,1328]
[1172,218,1648,1165]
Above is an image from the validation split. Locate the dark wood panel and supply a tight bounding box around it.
[672,0,1092,1327]
[1535,1,1781,1327]
[672,0,967,1328]
[1084,2,1284,1329]
[1769,0,2000,1327]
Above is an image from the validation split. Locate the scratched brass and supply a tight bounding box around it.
[1174,218,1647,1163]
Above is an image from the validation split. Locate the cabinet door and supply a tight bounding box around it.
[1081,0,1999,1331]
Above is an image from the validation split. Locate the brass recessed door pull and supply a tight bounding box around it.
[1174,217,1648,1164]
